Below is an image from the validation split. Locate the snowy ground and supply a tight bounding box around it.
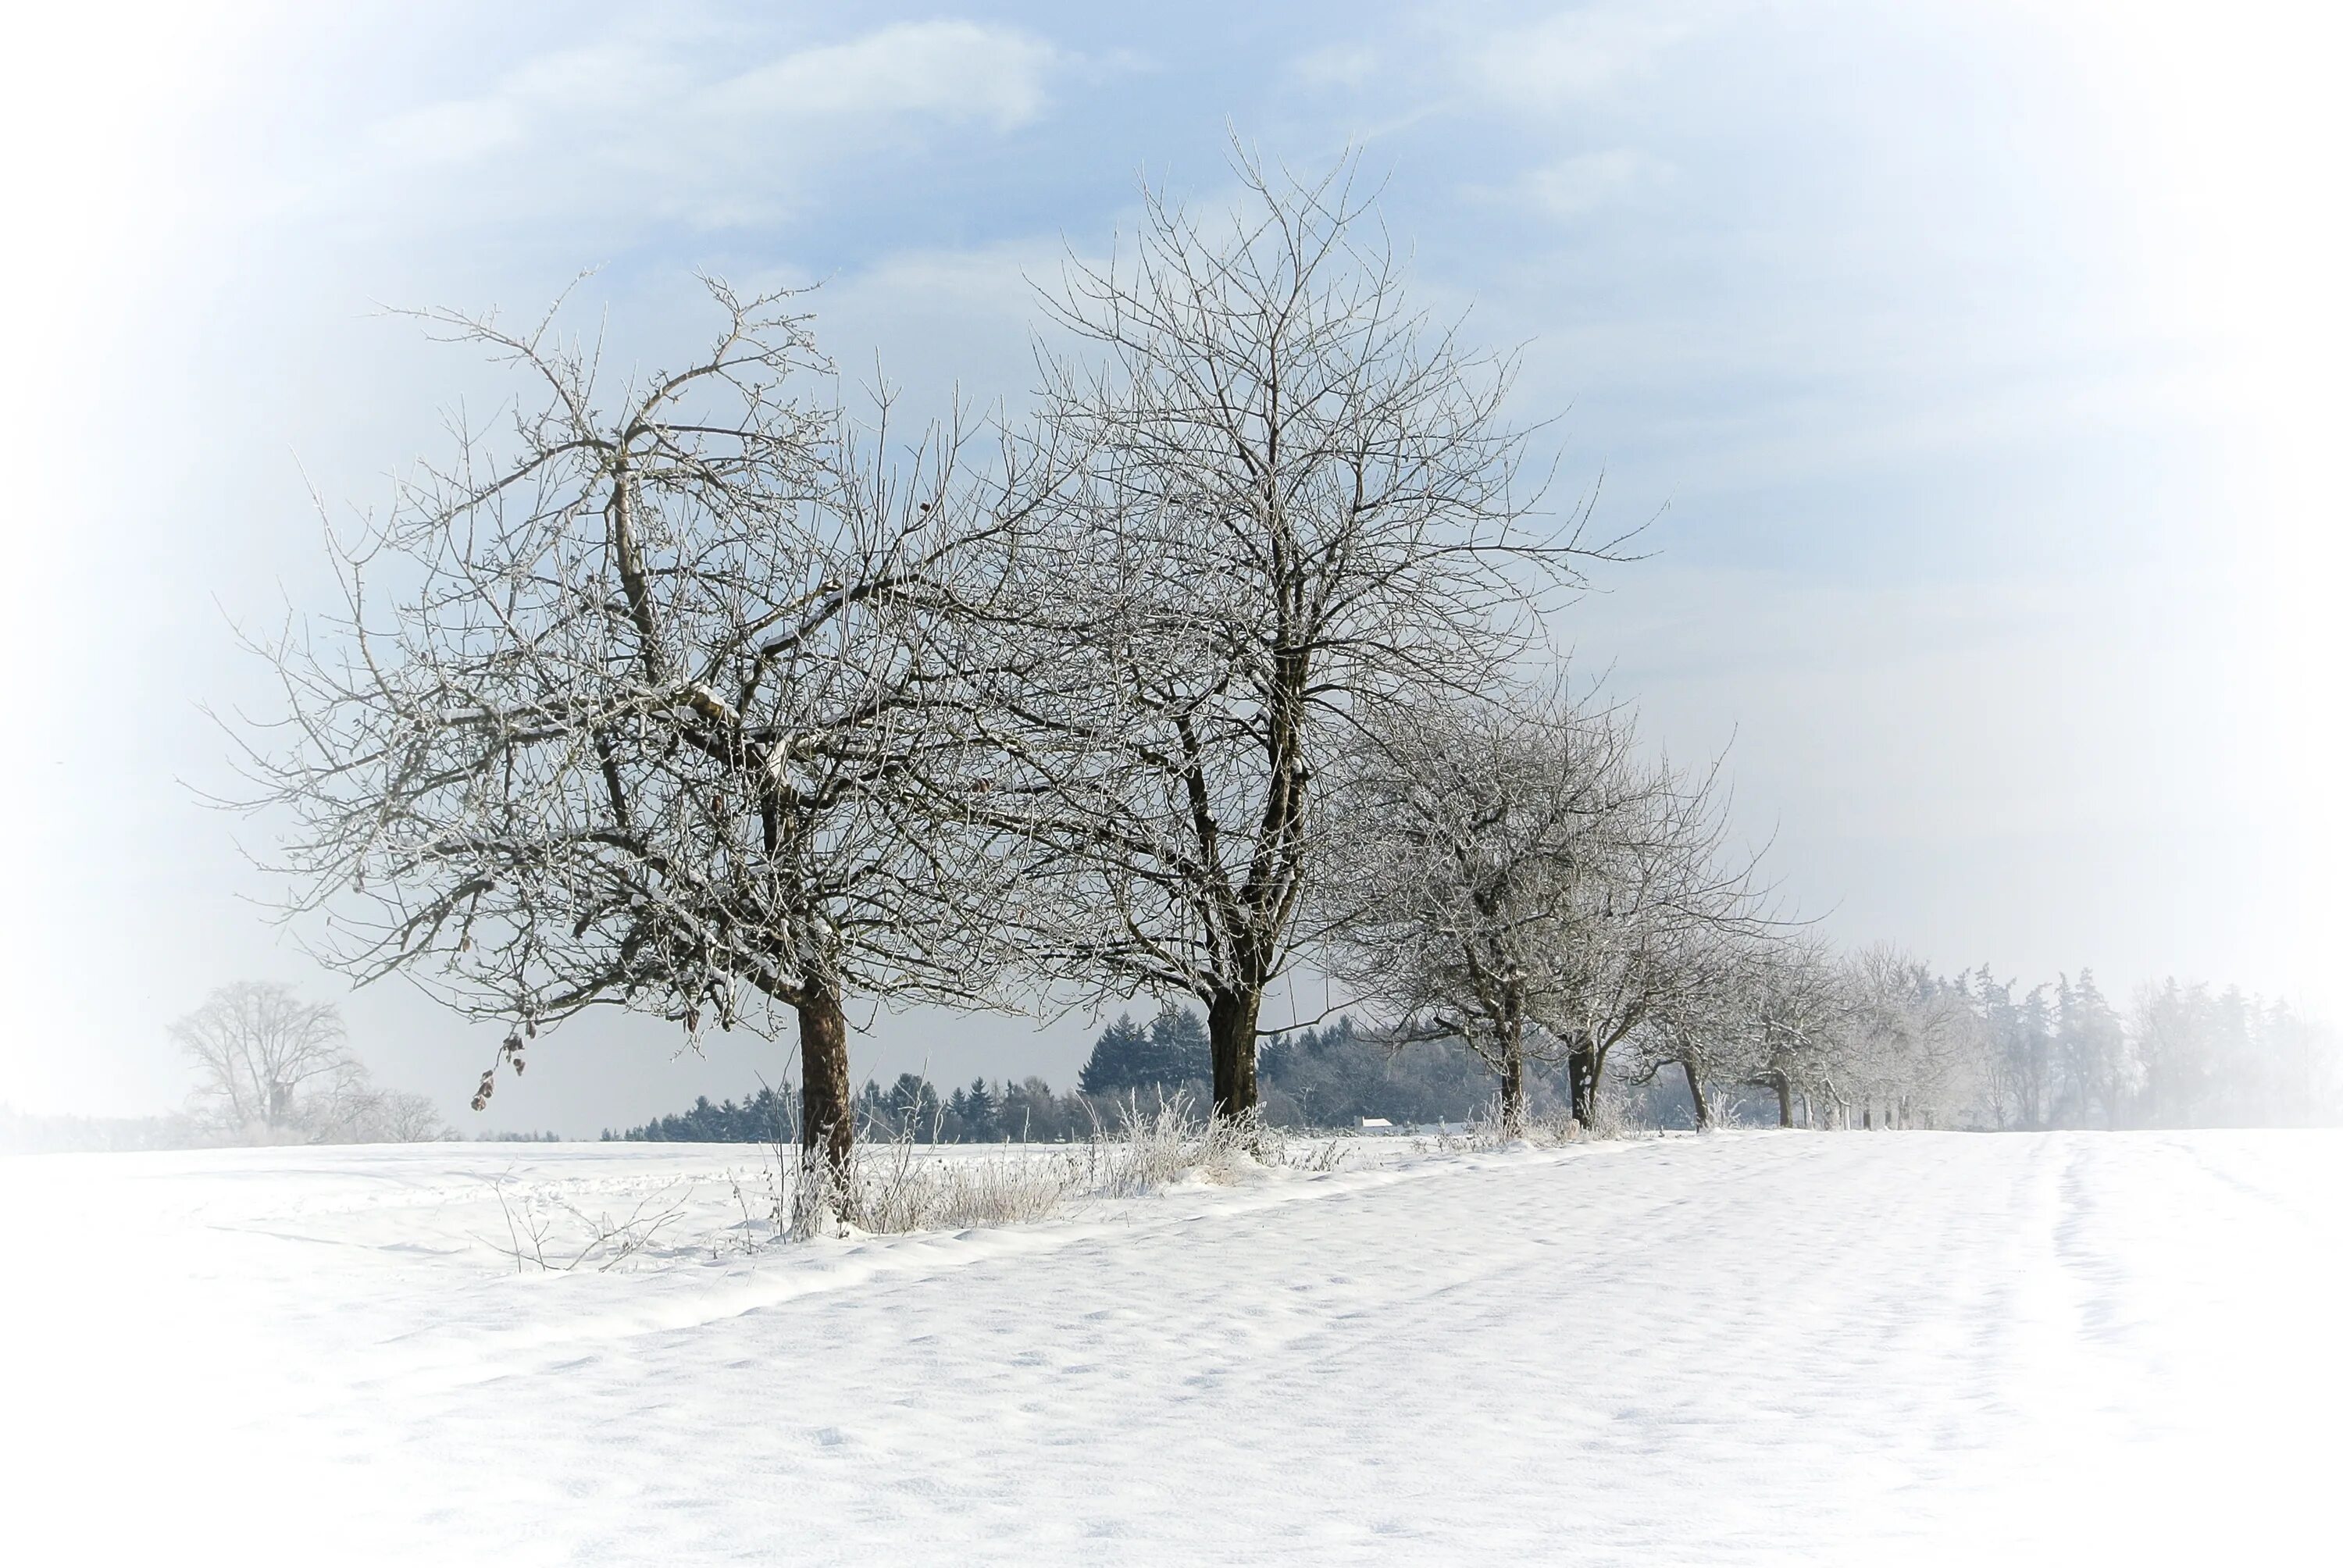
[4,1130,2337,1564]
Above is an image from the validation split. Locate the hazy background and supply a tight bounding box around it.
[2,0,2333,1134]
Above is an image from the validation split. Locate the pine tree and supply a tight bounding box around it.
[1076,1014,1151,1096]
[1145,1004,1211,1086]
[965,1078,1000,1140]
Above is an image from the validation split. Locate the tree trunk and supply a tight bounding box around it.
[1499,1020,1526,1138]
[797,978,854,1172]
[1567,1035,1598,1127]
[1682,1058,1710,1131]
[1207,989,1261,1121]
[1774,1074,1793,1128]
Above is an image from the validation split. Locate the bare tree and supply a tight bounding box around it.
[1528,751,1770,1126]
[289,1056,451,1143]
[1833,945,1974,1128]
[170,982,352,1135]
[1731,937,1853,1128]
[1323,685,1648,1135]
[235,283,1052,1170]
[1617,925,1767,1130]
[367,1088,450,1142]
[995,149,1615,1119]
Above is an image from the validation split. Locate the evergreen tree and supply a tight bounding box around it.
[1076,1014,1154,1097]
[886,1074,943,1137]
[964,1078,1000,1141]
[1143,1005,1211,1086]
[2055,971,2128,1128]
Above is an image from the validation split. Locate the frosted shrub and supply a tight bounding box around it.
[754,1128,1089,1240]
[1585,1092,1635,1142]
[1081,1093,1278,1196]
[756,1094,1350,1241]
[1085,1094,1199,1197]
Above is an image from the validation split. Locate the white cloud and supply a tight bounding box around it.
[1521,147,1660,216]
[375,94,529,162]
[1466,2,1722,110]
[709,21,1055,130]
[359,19,1062,227]
[809,240,1065,395]
[1291,44,1378,91]
[370,43,685,164]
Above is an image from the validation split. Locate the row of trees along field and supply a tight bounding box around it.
[606,969,2341,1143]
[237,152,2335,1165]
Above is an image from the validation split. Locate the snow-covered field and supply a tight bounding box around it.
[4,1130,2336,1564]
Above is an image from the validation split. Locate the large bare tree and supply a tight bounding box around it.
[237,283,1049,1167]
[996,151,1615,1118]
[170,981,352,1135]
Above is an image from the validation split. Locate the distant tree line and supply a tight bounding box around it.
[612,1004,1564,1142]
[612,1087,796,1144]
[1636,953,2341,1132]
[0,1107,202,1155]
[613,968,2340,1142]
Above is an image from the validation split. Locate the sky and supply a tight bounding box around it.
[1,0,2334,1134]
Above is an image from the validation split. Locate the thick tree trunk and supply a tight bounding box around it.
[1206,989,1261,1121]
[1498,1024,1526,1138]
[1681,1058,1710,1131]
[1774,1074,1793,1128]
[1567,1035,1598,1127]
[797,978,854,1172]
